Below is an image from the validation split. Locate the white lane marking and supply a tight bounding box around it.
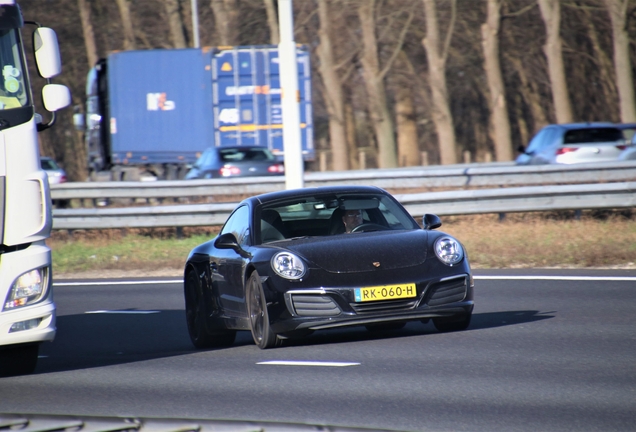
[54,280,181,287]
[257,361,360,367]
[85,310,160,314]
[474,276,636,282]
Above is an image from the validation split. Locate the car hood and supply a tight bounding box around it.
[275,230,429,273]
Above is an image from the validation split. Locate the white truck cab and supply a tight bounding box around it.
[0,0,70,376]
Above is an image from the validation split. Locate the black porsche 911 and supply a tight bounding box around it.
[183,185,474,349]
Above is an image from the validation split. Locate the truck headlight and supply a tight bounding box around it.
[434,237,464,266]
[3,268,49,310]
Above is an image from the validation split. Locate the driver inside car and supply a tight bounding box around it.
[342,209,364,233]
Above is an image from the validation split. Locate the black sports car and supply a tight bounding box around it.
[183,186,474,349]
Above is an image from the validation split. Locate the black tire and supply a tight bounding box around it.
[365,322,406,332]
[247,271,281,349]
[0,343,39,377]
[184,270,236,349]
[433,314,472,332]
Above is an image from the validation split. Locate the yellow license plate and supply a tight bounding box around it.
[354,283,417,302]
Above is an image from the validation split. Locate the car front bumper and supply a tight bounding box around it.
[268,272,474,334]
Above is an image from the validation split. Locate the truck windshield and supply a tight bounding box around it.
[0,28,28,110]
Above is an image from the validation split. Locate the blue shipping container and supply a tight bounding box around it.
[105,46,314,167]
[107,48,215,166]
[212,45,314,161]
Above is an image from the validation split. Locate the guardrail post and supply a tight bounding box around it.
[421,151,428,166]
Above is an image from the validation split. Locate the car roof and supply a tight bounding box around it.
[243,185,389,206]
[549,122,618,130]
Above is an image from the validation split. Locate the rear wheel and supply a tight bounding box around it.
[0,343,39,377]
[433,314,472,332]
[184,270,236,348]
[247,271,281,349]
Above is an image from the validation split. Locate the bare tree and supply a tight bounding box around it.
[393,51,420,167]
[603,0,636,122]
[164,0,188,48]
[481,0,512,161]
[358,0,401,168]
[537,0,573,123]
[77,0,98,68]
[115,0,136,50]
[317,0,349,170]
[421,0,458,165]
[264,0,280,44]
[211,0,239,45]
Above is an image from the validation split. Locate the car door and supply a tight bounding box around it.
[212,205,251,317]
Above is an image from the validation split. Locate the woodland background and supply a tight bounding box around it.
[17,0,636,181]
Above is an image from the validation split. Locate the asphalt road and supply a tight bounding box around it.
[1,269,635,432]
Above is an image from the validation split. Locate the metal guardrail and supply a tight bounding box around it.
[49,160,636,201]
[52,182,636,230]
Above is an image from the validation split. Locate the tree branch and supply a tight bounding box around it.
[379,11,414,80]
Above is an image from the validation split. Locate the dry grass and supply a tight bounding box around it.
[440,211,636,269]
[48,210,636,277]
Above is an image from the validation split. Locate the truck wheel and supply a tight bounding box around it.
[0,343,39,377]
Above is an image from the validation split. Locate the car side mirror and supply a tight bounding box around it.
[214,233,251,258]
[422,214,442,230]
[517,145,526,154]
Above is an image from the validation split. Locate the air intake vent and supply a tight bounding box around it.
[291,295,341,317]
[426,277,467,306]
[350,299,418,314]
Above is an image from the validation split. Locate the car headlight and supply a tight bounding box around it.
[434,237,464,266]
[4,267,48,310]
[271,252,306,279]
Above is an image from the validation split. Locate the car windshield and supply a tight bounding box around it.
[41,158,60,170]
[220,148,275,162]
[563,128,623,144]
[258,193,419,242]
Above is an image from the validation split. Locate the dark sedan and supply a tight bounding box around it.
[183,186,474,349]
[184,146,284,179]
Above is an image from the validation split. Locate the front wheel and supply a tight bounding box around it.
[184,270,236,348]
[433,314,472,332]
[0,343,39,377]
[247,271,281,349]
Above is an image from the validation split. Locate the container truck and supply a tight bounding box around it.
[0,0,70,376]
[77,45,314,181]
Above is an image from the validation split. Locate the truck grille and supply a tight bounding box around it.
[291,295,341,317]
[425,277,468,306]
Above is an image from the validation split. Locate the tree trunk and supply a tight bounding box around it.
[317,0,348,171]
[77,0,98,68]
[508,55,549,133]
[164,0,188,48]
[115,0,136,50]
[345,102,359,169]
[394,51,419,167]
[604,0,636,122]
[579,3,618,119]
[537,0,573,123]
[358,0,397,169]
[421,0,458,165]
[264,0,280,44]
[211,0,239,45]
[481,0,512,161]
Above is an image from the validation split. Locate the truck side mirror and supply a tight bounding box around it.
[42,84,70,112]
[33,28,63,79]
